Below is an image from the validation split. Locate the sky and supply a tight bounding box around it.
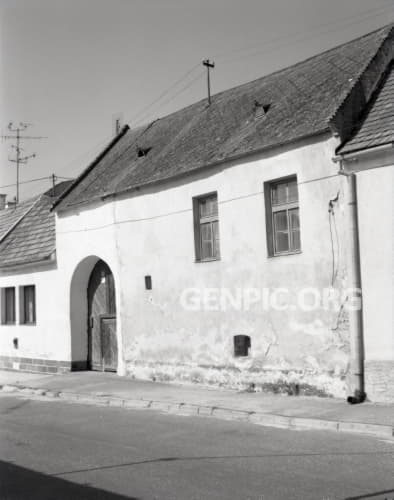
[1,0,393,202]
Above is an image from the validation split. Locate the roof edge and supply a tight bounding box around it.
[0,252,56,272]
[329,24,394,140]
[0,195,42,245]
[57,129,332,213]
[51,124,130,212]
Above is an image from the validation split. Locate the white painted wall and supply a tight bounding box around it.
[357,163,394,361]
[55,134,350,396]
[2,135,392,401]
[0,264,70,363]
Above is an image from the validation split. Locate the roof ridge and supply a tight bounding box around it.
[51,125,130,211]
[54,23,394,212]
[132,23,394,130]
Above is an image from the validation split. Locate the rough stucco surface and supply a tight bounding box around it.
[365,361,394,403]
[53,135,352,398]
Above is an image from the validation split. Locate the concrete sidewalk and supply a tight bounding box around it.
[1,370,393,439]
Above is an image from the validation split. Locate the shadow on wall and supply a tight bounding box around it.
[0,460,139,500]
[69,255,101,365]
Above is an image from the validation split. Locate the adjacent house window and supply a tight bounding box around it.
[265,176,301,256]
[1,287,16,324]
[193,193,220,261]
[20,285,36,324]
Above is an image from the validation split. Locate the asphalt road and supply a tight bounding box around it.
[0,394,393,500]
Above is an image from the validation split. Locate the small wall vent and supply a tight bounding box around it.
[234,335,251,357]
[145,275,152,290]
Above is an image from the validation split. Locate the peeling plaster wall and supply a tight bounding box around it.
[56,134,350,397]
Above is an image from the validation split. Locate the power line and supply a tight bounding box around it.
[53,9,393,181]
[131,71,206,127]
[214,2,394,63]
[57,172,341,235]
[125,5,394,125]
[1,122,47,203]
[128,62,201,124]
[0,176,54,190]
[0,174,74,197]
[52,67,205,180]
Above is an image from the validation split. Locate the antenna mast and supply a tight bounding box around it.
[1,122,47,203]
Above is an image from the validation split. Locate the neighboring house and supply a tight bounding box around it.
[1,24,393,402]
[335,63,394,402]
[0,182,73,373]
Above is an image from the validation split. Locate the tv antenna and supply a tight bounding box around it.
[1,122,47,203]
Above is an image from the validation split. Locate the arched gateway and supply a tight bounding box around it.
[87,260,118,371]
[70,256,118,372]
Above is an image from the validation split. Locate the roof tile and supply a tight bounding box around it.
[339,64,394,154]
[56,24,394,211]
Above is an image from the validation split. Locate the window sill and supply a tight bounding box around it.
[268,250,302,258]
[1,322,16,326]
[21,322,36,326]
[195,257,221,263]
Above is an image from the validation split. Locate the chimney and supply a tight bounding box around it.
[0,194,6,210]
[6,200,17,210]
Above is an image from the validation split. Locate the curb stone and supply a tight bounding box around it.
[1,383,393,440]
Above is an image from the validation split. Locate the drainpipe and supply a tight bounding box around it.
[338,166,366,404]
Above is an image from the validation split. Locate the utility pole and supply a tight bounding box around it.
[202,59,215,105]
[1,122,47,203]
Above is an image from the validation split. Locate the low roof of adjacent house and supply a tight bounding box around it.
[0,197,37,242]
[0,181,73,269]
[54,23,394,212]
[338,63,394,155]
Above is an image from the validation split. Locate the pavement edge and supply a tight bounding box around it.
[1,383,393,439]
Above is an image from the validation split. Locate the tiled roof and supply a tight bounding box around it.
[338,64,394,154]
[0,181,73,269]
[55,24,394,211]
[0,198,36,242]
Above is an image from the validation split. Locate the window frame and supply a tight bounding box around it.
[1,287,16,325]
[193,192,221,262]
[20,285,36,325]
[264,176,301,257]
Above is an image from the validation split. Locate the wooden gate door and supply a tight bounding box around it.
[87,260,117,372]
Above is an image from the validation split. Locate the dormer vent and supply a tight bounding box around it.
[136,146,151,158]
[253,100,271,119]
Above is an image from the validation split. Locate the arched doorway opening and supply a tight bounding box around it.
[87,260,118,371]
[69,256,118,372]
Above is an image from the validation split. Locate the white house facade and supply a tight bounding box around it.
[1,24,393,402]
